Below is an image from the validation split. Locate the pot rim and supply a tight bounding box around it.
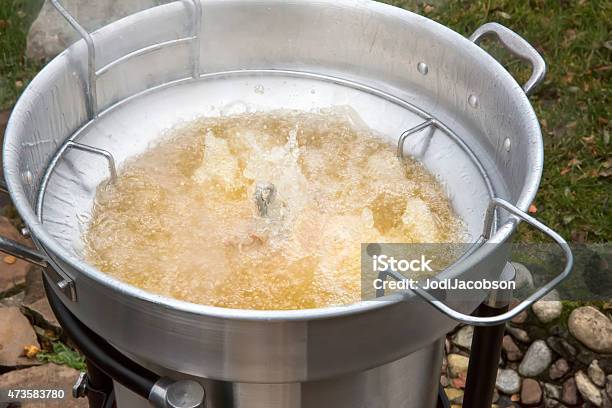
[3,0,543,322]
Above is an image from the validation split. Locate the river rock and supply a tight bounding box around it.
[600,357,612,374]
[496,368,521,394]
[532,295,563,324]
[23,266,45,304]
[451,374,466,389]
[26,0,160,60]
[0,217,33,296]
[577,347,597,365]
[562,377,580,406]
[549,324,568,337]
[549,358,570,380]
[452,325,473,350]
[568,306,612,353]
[519,340,553,377]
[521,378,542,406]
[604,393,612,408]
[544,383,561,400]
[547,336,577,359]
[502,335,523,362]
[590,360,606,387]
[0,307,40,368]
[444,387,464,404]
[506,325,530,343]
[0,363,88,407]
[575,370,603,406]
[543,399,561,408]
[447,354,469,378]
[22,296,61,332]
[512,262,534,290]
[510,298,528,324]
[440,374,449,387]
[0,291,25,308]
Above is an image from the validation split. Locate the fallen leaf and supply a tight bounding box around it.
[560,167,571,175]
[566,121,578,129]
[571,230,588,243]
[563,215,576,224]
[593,65,612,72]
[568,158,582,167]
[582,135,595,144]
[600,168,612,178]
[423,4,434,13]
[23,344,41,359]
[495,11,512,19]
[0,20,8,29]
[451,377,466,389]
[528,204,538,214]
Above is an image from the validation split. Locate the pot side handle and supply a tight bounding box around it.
[469,22,546,95]
[0,180,48,267]
[411,198,573,327]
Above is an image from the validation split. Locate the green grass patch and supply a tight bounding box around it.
[385,0,611,243]
[36,341,86,371]
[0,0,44,110]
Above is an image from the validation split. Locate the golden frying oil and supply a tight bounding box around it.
[84,108,464,310]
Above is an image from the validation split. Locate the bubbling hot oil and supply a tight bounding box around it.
[84,108,465,310]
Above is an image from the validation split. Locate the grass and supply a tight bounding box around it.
[0,0,43,110]
[36,341,87,371]
[385,0,611,243]
[0,0,610,243]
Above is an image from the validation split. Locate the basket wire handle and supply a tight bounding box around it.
[50,0,203,120]
[405,198,573,326]
[470,22,546,95]
[50,0,98,119]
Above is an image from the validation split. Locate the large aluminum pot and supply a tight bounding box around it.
[2,0,570,402]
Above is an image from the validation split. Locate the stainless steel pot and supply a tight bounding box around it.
[1,1,572,407]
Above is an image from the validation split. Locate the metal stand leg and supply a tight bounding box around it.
[85,360,116,408]
[462,303,509,408]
